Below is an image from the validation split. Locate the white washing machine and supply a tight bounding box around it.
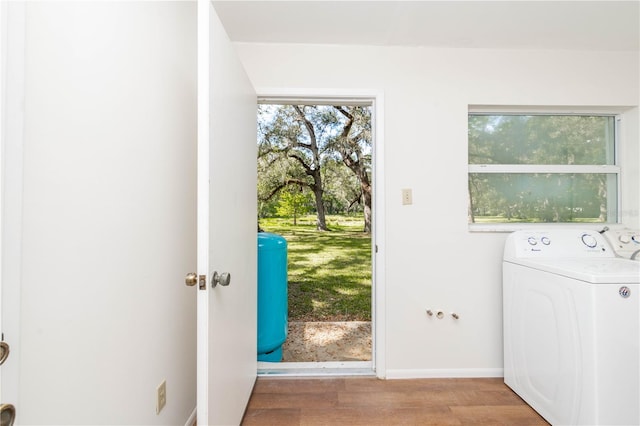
[503,229,640,425]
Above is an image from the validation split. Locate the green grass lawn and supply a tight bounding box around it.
[259,215,372,322]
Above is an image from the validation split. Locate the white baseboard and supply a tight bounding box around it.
[385,368,503,379]
[184,407,197,426]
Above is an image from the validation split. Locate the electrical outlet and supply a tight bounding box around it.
[401,188,412,205]
[156,380,167,414]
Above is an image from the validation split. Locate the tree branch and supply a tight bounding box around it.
[262,179,311,201]
[288,152,313,173]
[334,106,354,122]
[293,105,317,146]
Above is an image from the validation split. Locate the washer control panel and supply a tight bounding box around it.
[602,228,640,260]
[505,229,614,259]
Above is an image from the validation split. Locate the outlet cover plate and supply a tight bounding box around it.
[156,380,167,414]
[401,188,412,205]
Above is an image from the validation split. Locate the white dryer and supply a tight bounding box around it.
[503,229,640,425]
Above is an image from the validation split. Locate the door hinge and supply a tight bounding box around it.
[199,275,207,290]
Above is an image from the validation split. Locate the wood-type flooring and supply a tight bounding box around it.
[242,377,549,425]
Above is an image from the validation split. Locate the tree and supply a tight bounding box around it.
[328,106,372,233]
[258,105,329,230]
[258,104,373,232]
[468,114,614,223]
[276,187,312,225]
[322,158,363,214]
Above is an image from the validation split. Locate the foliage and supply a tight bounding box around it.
[322,158,363,214]
[258,105,328,229]
[324,106,373,232]
[259,215,372,322]
[468,115,615,223]
[257,104,372,231]
[275,188,312,225]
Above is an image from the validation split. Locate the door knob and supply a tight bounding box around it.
[185,273,198,287]
[211,271,231,288]
[0,404,16,426]
[0,342,9,366]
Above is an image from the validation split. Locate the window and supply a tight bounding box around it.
[468,112,619,224]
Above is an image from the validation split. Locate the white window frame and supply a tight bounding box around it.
[468,106,622,231]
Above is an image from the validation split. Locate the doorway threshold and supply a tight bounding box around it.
[258,361,375,377]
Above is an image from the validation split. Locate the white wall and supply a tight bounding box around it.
[234,42,640,377]
[13,2,197,423]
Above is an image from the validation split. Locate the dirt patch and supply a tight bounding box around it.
[281,321,371,362]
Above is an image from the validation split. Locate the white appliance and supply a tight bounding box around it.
[602,227,640,260]
[503,229,640,425]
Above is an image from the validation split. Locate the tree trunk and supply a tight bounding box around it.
[313,183,327,231]
[362,185,372,233]
[292,105,328,231]
[311,170,327,230]
[332,106,373,233]
[358,170,372,233]
[467,177,476,223]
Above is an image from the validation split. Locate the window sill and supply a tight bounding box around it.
[468,222,616,233]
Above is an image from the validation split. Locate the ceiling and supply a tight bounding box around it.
[213,1,640,51]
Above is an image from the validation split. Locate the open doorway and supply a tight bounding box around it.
[257,99,375,368]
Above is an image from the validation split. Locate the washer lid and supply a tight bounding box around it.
[505,257,640,284]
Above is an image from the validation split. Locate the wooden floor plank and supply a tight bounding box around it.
[252,377,346,394]
[300,407,462,426]
[338,389,459,408]
[451,389,526,406]
[450,405,549,425]
[241,377,550,425]
[241,408,301,426]
[247,391,339,410]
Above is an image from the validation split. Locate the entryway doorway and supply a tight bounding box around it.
[256,94,384,376]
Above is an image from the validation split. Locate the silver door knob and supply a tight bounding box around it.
[185,273,198,287]
[211,271,231,288]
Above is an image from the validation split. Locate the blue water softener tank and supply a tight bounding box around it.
[257,232,288,362]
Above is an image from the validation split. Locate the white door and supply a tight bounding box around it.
[0,2,23,422]
[196,1,257,424]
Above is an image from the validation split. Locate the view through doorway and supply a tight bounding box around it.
[257,100,374,367]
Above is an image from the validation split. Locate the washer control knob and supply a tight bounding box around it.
[527,237,537,246]
[581,233,598,248]
[541,237,551,245]
[619,235,631,244]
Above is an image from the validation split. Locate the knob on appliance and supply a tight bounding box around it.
[581,233,598,248]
